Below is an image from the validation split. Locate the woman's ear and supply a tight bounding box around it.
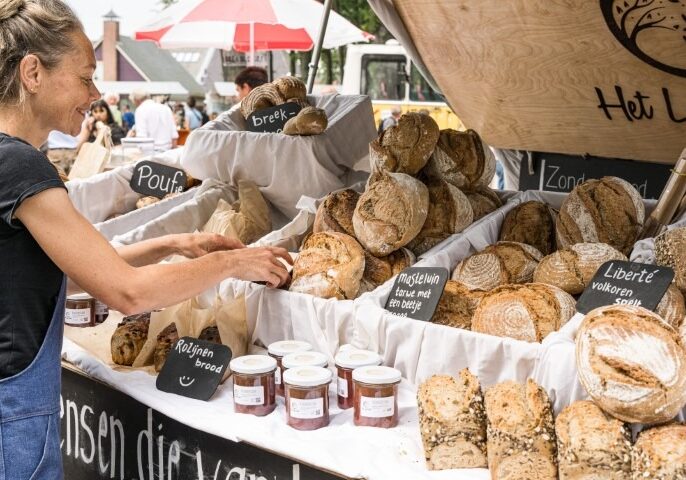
[19,54,43,95]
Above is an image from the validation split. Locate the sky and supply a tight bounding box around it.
[65,0,163,40]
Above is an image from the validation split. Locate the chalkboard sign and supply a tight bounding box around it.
[576,261,674,314]
[246,103,301,133]
[130,161,188,199]
[384,267,449,321]
[156,337,231,401]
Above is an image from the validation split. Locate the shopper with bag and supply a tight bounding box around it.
[0,2,292,479]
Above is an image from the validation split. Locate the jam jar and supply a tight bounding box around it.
[94,300,109,324]
[229,355,277,416]
[334,349,382,410]
[353,366,401,428]
[267,340,312,397]
[64,293,95,327]
[282,351,328,372]
[283,366,332,431]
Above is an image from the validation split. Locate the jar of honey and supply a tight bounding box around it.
[64,293,95,327]
[352,366,401,428]
[334,349,382,410]
[229,355,277,416]
[283,366,332,431]
[267,340,312,397]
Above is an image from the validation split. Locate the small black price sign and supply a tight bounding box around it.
[384,267,449,321]
[246,103,301,133]
[130,160,188,199]
[576,260,674,314]
[156,337,232,401]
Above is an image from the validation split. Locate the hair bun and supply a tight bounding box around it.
[0,0,24,21]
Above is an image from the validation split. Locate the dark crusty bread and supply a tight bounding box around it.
[464,185,502,221]
[273,76,307,101]
[360,248,414,293]
[111,313,150,366]
[499,201,557,255]
[431,280,486,330]
[198,325,221,344]
[240,83,285,118]
[655,227,686,296]
[154,322,179,372]
[313,189,360,237]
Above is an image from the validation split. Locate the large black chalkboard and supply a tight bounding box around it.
[130,161,188,199]
[246,103,301,133]
[384,267,449,321]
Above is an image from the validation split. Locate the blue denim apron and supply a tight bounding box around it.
[0,278,66,479]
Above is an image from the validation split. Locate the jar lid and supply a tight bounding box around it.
[283,366,332,387]
[335,349,382,369]
[67,293,93,301]
[282,351,328,369]
[352,366,402,385]
[267,340,313,357]
[230,355,276,375]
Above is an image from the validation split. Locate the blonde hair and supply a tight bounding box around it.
[0,0,83,106]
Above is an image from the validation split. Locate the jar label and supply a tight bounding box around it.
[289,397,324,419]
[234,385,264,406]
[275,367,282,385]
[337,376,348,398]
[65,308,91,325]
[95,301,108,315]
[360,396,394,418]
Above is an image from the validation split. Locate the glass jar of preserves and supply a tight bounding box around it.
[335,349,382,410]
[267,340,312,397]
[64,293,95,327]
[94,300,109,324]
[283,366,332,431]
[229,355,277,417]
[353,366,401,428]
[282,351,328,372]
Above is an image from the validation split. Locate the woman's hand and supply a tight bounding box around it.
[173,233,245,258]
[225,246,293,288]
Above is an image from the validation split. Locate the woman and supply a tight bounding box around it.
[0,1,291,478]
[81,98,126,145]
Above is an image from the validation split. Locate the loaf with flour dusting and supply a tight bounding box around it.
[313,189,360,237]
[655,227,686,296]
[431,280,486,330]
[499,201,557,255]
[632,423,686,480]
[656,283,686,331]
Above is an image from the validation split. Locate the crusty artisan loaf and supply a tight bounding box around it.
[655,227,686,295]
[484,379,557,480]
[555,400,632,480]
[556,176,645,255]
[360,248,414,293]
[656,283,686,331]
[451,241,543,291]
[533,243,627,295]
[464,185,502,221]
[352,170,429,256]
[499,201,557,255]
[418,370,487,470]
[283,106,328,135]
[198,325,221,345]
[289,231,365,300]
[472,283,576,342]
[111,313,150,366]
[313,189,360,237]
[576,304,686,424]
[240,83,285,118]
[154,322,179,372]
[273,75,307,101]
[632,423,686,480]
[407,177,473,255]
[422,129,496,189]
[431,280,486,330]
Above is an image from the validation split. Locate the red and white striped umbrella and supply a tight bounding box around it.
[135,0,372,51]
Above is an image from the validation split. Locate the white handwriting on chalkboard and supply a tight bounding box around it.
[175,338,215,360]
[603,264,658,283]
[595,85,685,123]
[251,109,291,127]
[398,272,441,288]
[135,165,185,194]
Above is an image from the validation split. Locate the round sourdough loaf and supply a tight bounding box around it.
[463,185,502,221]
[451,241,543,291]
[313,189,360,237]
[359,248,414,293]
[472,283,575,342]
[431,280,486,330]
[422,129,495,189]
[418,370,487,470]
[239,83,285,118]
[273,75,307,101]
[289,231,365,300]
[656,283,686,330]
[499,201,557,255]
[556,176,645,255]
[655,227,686,295]
[555,400,632,480]
[283,106,328,136]
[352,171,429,256]
[576,305,686,424]
[533,242,627,295]
[632,424,686,480]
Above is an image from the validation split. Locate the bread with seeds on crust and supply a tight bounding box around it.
[632,423,686,480]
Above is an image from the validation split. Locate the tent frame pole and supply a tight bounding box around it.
[306,0,332,94]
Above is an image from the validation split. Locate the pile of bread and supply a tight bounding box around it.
[240,76,328,136]
[289,112,502,300]
[134,172,201,210]
[432,176,686,343]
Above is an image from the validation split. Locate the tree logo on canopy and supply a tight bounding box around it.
[600,0,686,77]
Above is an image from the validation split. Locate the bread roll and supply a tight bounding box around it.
[432,280,486,329]
[556,177,645,255]
[418,370,487,470]
[360,248,414,293]
[422,129,496,188]
[198,325,221,344]
[154,322,179,372]
[111,313,150,366]
[407,177,473,255]
[632,424,686,480]
[655,227,686,295]
[273,76,307,101]
[283,106,328,135]
[352,171,429,256]
[290,231,365,300]
[555,400,632,480]
[313,189,360,237]
[464,186,502,220]
[485,379,557,480]
[533,243,627,295]
[576,304,686,424]
[656,283,686,330]
[240,83,285,118]
[499,201,557,255]
[472,283,575,342]
[451,241,543,291]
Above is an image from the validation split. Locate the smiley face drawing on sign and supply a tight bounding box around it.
[179,376,195,387]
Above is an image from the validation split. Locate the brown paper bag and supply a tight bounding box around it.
[68,124,112,180]
[214,294,249,381]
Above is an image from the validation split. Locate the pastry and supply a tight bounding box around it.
[499,201,557,255]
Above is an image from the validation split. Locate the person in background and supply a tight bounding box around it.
[129,89,178,151]
[121,103,134,131]
[184,96,202,130]
[379,106,401,133]
[198,103,210,125]
[173,103,186,130]
[81,99,125,145]
[103,91,122,126]
[234,66,268,100]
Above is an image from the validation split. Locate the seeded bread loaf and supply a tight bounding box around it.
[656,283,686,331]
[499,201,557,255]
[240,83,285,118]
[154,322,179,372]
[655,227,686,295]
[283,106,327,136]
[418,370,487,470]
[576,305,686,424]
[111,313,150,366]
[632,423,686,480]
[313,189,360,237]
[451,241,543,291]
[360,248,414,293]
[464,185,502,221]
[555,400,632,480]
[484,379,557,480]
[431,280,486,330]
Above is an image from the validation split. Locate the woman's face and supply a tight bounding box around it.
[91,107,108,123]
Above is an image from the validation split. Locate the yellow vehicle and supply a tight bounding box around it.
[341,41,463,130]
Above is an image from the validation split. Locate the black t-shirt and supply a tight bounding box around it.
[0,133,65,379]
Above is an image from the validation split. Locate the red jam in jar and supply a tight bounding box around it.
[267,340,312,397]
[283,366,332,431]
[64,293,95,327]
[353,366,401,428]
[95,300,109,324]
[334,349,382,410]
[229,355,277,417]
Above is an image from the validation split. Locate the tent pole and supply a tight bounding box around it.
[249,21,255,66]
[306,0,332,94]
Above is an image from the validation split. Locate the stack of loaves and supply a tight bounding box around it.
[290,113,501,300]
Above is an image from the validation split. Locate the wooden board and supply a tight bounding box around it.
[393,0,686,164]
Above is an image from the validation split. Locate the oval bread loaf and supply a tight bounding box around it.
[655,227,686,295]
[499,201,557,255]
[360,248,414,294]
[154,322,179,372]
[111,313,150,366]
[431,280,486,330]
[273,75,307,101]
[283,106,327,136]
[656,283,686,330]
[313,189,360,237]
[240,83,285,118]
[464,185,502,221]
[632,424,686,480]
